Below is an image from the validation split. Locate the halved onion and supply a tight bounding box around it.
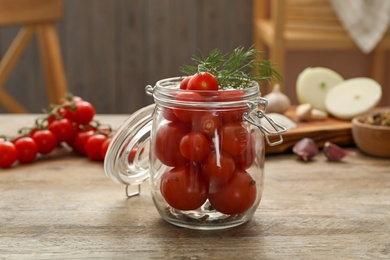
[325,78,382,120]
[296,67,344,112]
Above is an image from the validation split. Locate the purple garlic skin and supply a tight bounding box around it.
[293,138,319,161]
[323,142,352,162]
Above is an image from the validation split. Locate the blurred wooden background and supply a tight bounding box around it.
[0,0,389,114]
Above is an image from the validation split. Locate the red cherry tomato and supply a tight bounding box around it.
[47,108,69,125]
[0,141,17,168]
[234,134,256,169]
[219,108,246,124]
[85,134,107,161]
[14,137,38,164]
[161,107,180,122]
[160,164,208,210]
[179,132,210,162]
[187,72,218,91]
[67,100,95,125]
[154,122,189,166]
[208,169,257,214]
[173,91,204,123]
[217,89,245,101]
[217,90,247,123]
[201,150,235,185]
[220,123,250,156]
[48,118,77,143]
[179,76,192,90]
[192,112,221,138]
[31,129,58,155]
[73,130,95,155]
[100,138,111,159]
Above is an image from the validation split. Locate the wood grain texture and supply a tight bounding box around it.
[265,108,353,154]
[1,114,390,259]
[0,0,254,114]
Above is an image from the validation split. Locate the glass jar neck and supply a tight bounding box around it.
[146,77,261,109]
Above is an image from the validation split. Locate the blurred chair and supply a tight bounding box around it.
[0,0,68,113]
[253,0,390,92]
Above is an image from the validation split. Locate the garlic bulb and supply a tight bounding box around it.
[264,84,291,114]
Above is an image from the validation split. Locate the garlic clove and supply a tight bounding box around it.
[311,109,328,120]
[263,83,291,114]
[292,138,319,161]
[296,104,328,121]
[323,142,354,162]
[295,103,313,121]
[260,113,297,131]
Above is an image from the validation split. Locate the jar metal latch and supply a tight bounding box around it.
[243,98,287,146]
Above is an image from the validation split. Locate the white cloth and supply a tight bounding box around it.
[329,0,390,53]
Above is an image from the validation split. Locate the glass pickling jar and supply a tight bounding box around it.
[104,77,285,230]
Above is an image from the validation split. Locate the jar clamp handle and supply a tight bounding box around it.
[104,103,156,197]
[243,98,287,146]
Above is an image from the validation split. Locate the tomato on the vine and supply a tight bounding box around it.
[154,122,189,166]
[67,100,95,125]
[100,138,111,159]
[0,141,17,168]
[208,169,257,214]
[160,164,208,210]
[31,129,58,155]
[73,130,95,155]
[187,72,218,91]
[179,132,210,162]
[85,134,107,161]
[220,122,250,156]
[14,137,38,164]
[48,118,76,143]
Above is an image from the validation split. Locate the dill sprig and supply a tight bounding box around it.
[180,46,282,89]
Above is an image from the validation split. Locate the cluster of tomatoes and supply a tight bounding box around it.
[158,73,257,215]
[0,95,113,168]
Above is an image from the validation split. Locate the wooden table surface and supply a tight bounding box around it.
[1,114,390,259]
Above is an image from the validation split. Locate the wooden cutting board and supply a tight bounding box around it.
[264,109,353,154]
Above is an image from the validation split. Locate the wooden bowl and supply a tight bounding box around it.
[352,113,390,158]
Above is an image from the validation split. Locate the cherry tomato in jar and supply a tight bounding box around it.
[154,122,189,166]
[48,118,77,143]
[233,134,256,170]
[217,89,245,101]
[85,134,107,161]
[173,91,204,123]
[179,76,192,90]
[220,123,250,156]
[179,132,210,162]
[14,137,38,164]
[187,72,218,91]
[31,129,58,155]
[201,150,235,185]
[219,107,247,124]
[192,112,221,138]
[0,141,17,168]
[160,164,208,211]
[161,107,180,122]
[208,169,257,215]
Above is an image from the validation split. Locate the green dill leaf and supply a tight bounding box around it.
[180,46,282,89]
